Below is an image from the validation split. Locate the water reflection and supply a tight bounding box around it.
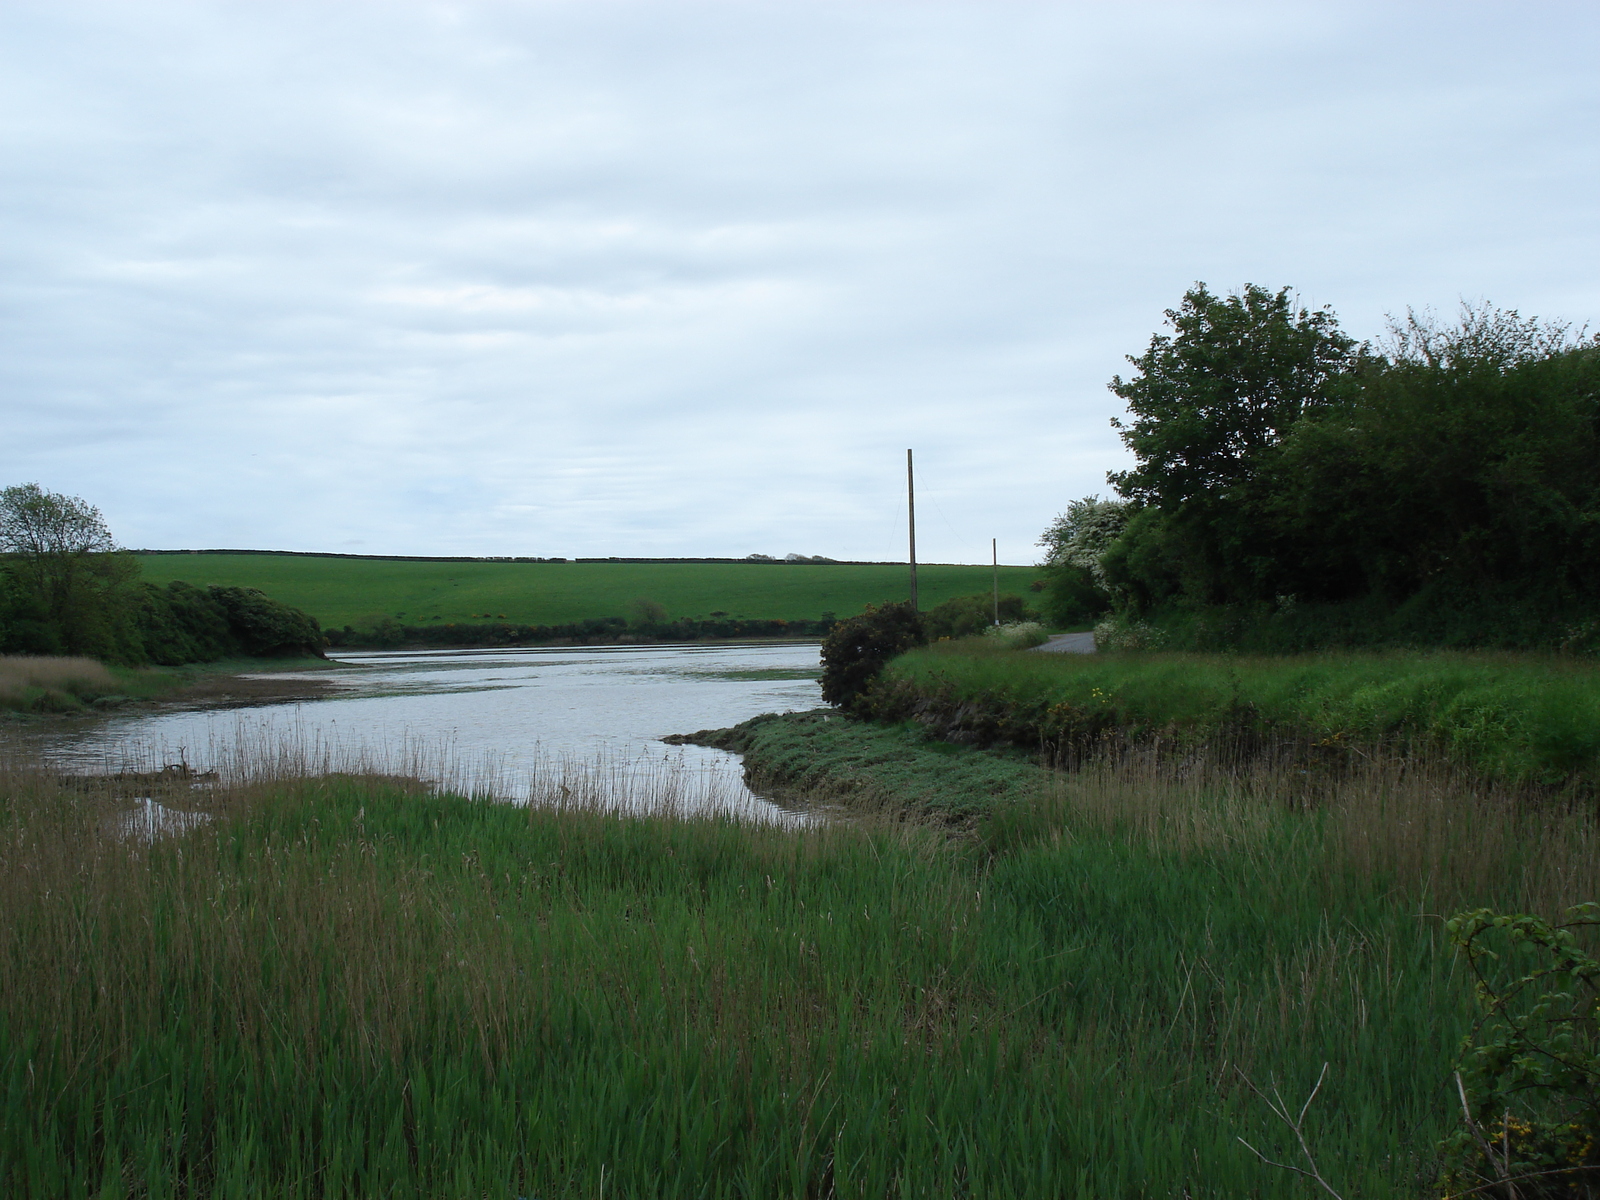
[25,642,824,821]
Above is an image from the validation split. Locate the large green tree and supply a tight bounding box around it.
[0,483,139,656]
[1106,283,1363,604]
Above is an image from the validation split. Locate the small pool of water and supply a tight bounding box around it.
[20,642,824,822]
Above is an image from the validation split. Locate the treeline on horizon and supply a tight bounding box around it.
[324,591,1032,650]
[139,550,918,566]
[324,613,840,649]
[1039,285,1600,653]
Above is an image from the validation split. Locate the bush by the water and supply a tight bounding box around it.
[135,582,324,663]
[818,600,926,711]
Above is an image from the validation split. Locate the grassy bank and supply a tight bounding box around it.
[5,729,1599,1196]
[135,553,1041,631]
[676,709,1049,821]
[879,639,1600,786]
[0,654,336,715]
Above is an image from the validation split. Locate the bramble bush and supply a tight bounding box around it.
[1443,904,1600,1198]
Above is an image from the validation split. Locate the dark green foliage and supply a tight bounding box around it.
[1038,563,1109,625]
[322,613,835,649]
[922,590,1030,639]
[1443,905,1600,1196]
[133,581,237,664]
[1,485,323,665]
[1273,316,1600,610]
[128,582,323,665]
[818,601,926,710]
[1094,290,1600,647]
[206,586,324,656]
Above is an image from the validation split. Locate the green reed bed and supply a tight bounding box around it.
[890,640,1600,784]
[3,743,1598,1198]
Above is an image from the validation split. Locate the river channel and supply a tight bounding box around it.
[17,642,825,823]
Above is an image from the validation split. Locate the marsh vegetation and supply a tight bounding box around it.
[5,712,1597,1196]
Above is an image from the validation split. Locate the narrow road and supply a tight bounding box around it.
[1032,631,1096,654]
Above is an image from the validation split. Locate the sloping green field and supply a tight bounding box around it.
[134,554,1041,630]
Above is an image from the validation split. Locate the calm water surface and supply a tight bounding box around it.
[28,642,824,820]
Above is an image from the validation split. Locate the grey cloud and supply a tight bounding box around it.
[2,1,1598,563]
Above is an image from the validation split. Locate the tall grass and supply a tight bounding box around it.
[0,655,120,711]
[890,640,1600,784]
[3,732,1597,1196]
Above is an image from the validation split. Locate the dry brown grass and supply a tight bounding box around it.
[0,654,118,703]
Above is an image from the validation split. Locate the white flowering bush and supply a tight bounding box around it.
[1093,616,1167,651]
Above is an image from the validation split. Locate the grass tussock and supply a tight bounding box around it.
[3,725,1599,1196]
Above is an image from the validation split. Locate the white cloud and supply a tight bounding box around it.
[1,0,1597,563]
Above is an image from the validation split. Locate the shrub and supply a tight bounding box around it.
[1442,904,1600,1197]
[819,601,926,711]
[924,592,1030,640]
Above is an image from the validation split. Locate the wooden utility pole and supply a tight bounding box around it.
[906,449,918,610]
[992,538,999,625]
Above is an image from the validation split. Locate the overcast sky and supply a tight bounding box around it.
[3,2,1596,563]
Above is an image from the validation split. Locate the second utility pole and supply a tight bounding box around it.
[906,448,918,610]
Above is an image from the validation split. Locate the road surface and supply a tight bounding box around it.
[1032,631,1096,654]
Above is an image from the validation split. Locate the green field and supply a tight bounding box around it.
[134,554,1042,630]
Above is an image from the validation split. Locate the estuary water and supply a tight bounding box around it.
[21,642,825,822]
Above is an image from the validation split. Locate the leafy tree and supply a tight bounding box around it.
[1106,284,1363,604]
[0,483,140,657]
[1109,283,1360,506]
